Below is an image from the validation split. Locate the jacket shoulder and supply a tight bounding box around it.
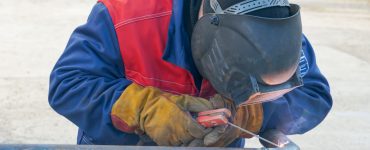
[97,0,172,25]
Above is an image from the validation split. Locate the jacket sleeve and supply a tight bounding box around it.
[48,3,139,145]
[260,35,333,135]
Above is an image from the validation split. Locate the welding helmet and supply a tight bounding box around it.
[191,0,303,105]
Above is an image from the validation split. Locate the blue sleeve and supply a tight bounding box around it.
[260,35,333,135]
[48,3,138,145]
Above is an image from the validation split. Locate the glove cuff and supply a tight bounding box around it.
[239,104,264,138]
[111,83,160,133]
[111,115,137,133]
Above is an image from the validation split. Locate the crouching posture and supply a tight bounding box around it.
[49,0,332,147]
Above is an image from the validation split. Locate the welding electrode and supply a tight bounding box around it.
[227,122,281,147]
[197,108,282,148]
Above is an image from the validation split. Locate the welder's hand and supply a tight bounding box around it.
[111,83,213,146]
[203,94,264,147]
[203,122,240,147]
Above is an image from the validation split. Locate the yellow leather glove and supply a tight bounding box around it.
[203,94,264,147]
[111,83,214,146]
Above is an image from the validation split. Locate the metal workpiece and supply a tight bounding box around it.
[0,145,258,150]
[0,144,300,150]
[259,130,300,150]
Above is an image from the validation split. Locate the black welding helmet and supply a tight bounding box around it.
[191,1,303,105]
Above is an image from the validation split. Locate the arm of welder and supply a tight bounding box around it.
[260,35,333,135]
[48,3,139,145]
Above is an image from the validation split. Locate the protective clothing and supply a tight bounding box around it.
[111,83,213,146]
[203,95,263,146]
[192,3,303,105]
[209,94,264,138]
[97,0,215,97]
[48,0,332,147]
[204,124,240,147]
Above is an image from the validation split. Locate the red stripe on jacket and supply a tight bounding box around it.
[98,0,216,98]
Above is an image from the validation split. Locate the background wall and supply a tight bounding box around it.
[0,0,369,149]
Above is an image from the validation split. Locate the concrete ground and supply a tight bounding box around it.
[0,0,369,149]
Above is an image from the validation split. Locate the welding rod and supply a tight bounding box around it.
[227,122,281,148]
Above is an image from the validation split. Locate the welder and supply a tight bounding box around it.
[48,0,332,148]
